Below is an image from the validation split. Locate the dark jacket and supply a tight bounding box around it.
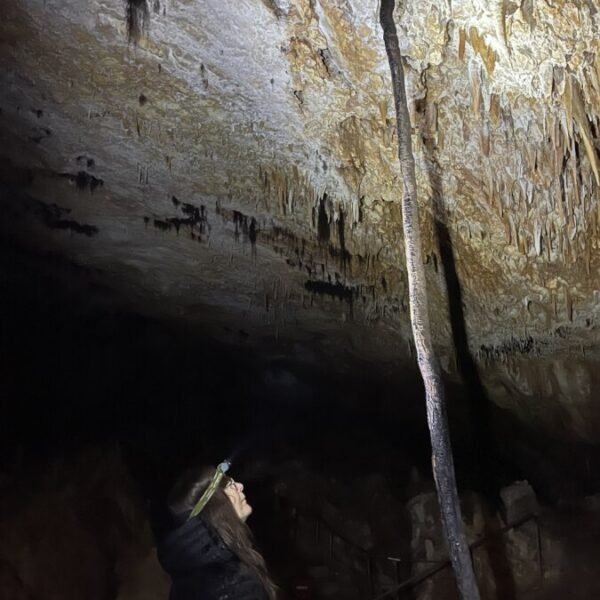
[157,513,269,600]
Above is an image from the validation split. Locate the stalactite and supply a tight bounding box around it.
[517,169,526,208]
[468,27,496,76]
[557,220,564,260]
[527,181,534,207]
[510,214,518,250]
[557,110,569,152]
[517,224,525,255]
[487,172,495,211]
[534,219,542,256]
[480,121,490,156]
[523,141,536,179]
[571,76,600,185]
[563,74,574,135]
[125,0,149,44]
[426,102,438,137]
[489,94,500,125]
[495,0,510,54]
[458,28,466,61]
[544,217,551,262]
[570,145,580,210]
[470,65,482,116]
[510,181,520,212]
[566,286,573,322]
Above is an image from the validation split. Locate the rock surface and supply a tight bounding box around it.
[0,0,599,438]
[0,445,169,600]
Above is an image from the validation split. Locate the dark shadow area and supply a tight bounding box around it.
[434,214,500,496]
[0,232,428,599]
[423,167,496,497]
[426,165,517,600]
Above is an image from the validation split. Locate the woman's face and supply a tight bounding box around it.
[224,477,253,522]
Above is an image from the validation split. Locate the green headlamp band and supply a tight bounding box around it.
[188,461,231,520]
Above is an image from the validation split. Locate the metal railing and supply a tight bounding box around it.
[278,494,378,595]
[278,492,543,600]
[372,512,542,600]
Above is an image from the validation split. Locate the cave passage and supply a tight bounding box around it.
[1,0,600,598]
[2,236,600,600]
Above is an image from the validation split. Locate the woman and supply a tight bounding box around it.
[157,461,278,600]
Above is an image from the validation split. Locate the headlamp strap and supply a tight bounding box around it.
[188,461,231,520]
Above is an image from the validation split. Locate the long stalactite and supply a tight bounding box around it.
[379,1,482,599]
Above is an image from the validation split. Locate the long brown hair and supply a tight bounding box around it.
[168,466,277,600]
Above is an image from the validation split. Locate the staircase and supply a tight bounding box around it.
[276,494,409,600]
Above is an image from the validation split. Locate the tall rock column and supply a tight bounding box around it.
[379,1,481,599]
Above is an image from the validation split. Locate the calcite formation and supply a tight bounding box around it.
[0,1,598,438]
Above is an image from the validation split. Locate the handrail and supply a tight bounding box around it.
[371,512,540,600]
[277,492,380,594]
[279,491,541,600]
[277,493,377,560]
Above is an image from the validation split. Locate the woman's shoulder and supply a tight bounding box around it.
[157,513,271,600]
[158,515,235,577]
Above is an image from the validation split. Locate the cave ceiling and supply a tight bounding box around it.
[1,0,599,439]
